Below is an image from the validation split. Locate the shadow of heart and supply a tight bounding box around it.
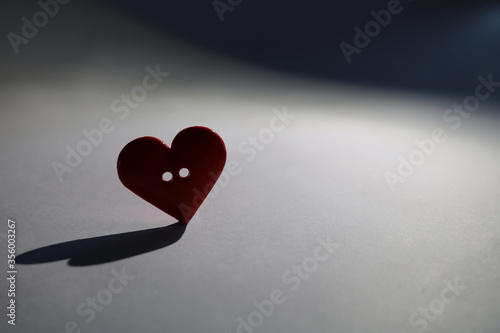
[17,222,186,266]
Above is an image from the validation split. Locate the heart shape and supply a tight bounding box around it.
[117,127,227,224]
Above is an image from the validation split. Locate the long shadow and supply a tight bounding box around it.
[17,222,186,266]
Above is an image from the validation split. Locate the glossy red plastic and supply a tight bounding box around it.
[117,127,227,224]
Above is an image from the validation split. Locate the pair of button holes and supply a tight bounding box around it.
[162,168,190,182]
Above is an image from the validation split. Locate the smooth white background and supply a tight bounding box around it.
[1,1,499,332]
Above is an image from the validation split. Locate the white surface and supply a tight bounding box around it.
[1,2,500,333]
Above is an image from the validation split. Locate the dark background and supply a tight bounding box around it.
[98,0,500,100]
[2,0,500,102]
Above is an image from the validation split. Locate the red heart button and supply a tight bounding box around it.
[117,127,227,224]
